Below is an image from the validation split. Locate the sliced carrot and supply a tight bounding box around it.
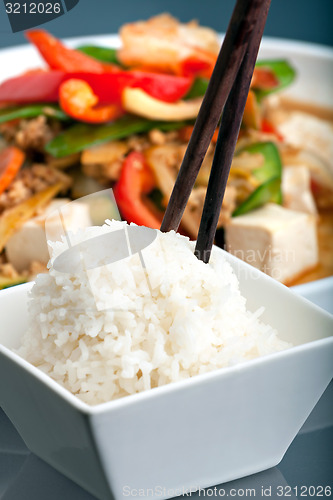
[243,90,262,129]
[178,125,194,142]
[211,128,220,143]
[179,124,219,143]
[0,147,25,195]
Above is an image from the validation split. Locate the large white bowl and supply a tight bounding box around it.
[1,35,333,107]
[0,248,332,500]
[0,34,332,296]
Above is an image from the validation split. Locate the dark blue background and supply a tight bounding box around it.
[0,0,332,49]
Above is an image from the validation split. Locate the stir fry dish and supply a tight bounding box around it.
[0,14,332,289]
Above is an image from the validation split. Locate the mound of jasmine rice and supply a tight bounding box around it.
[18,220,290,405]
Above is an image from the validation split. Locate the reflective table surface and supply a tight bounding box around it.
[1,381,332,499]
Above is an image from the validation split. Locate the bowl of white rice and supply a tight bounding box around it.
[0,221,332,500]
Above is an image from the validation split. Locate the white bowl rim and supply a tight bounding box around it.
[0,34,332,57]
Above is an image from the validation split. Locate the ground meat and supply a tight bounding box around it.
[0,262,19,279]
[82,160,123,184]
[81,162,102,179]
[148,129,179,145]
[81,131,184,184]
[0,179,31,212]
[187,185,237,227]
[0,116,61,152]
[0,164,71,213]
[126,134,151,151]
[0,259,47,283]
[28,260,48,277]
[101,160,124,181]
[220,186,237,225]
[0,122,18,144]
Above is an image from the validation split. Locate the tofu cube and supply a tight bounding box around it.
[277,111,333,172]
[225,203,318,284]
[6,199,91,272]
[282,165,317,215]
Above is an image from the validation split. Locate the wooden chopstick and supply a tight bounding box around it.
[160,0,271,257]
[195,1,271,263]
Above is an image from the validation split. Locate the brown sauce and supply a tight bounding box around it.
[290,211,333,286]
[279,96,333,122]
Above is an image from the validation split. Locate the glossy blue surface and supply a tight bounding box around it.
[1,381,332,499]
[0,0,332,49]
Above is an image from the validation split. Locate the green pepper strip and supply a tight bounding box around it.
[184,78,209,99]
[232,176,282,217]
[243,141,282,183]
[45,114,190,158]
[232,141,282,216]
[253,60,296,100]
[0,104,70,124]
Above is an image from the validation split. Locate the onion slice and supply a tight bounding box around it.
[122,87,202,121]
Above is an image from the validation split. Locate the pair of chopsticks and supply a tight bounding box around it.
[160,0,271,263]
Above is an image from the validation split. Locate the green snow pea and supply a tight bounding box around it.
[0,104,70,125]
[45,114,189,158]
[76,45,121,65]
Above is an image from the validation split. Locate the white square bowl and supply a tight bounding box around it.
[0,249,332,500]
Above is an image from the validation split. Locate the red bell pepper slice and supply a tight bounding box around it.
[113,151,161,229]
[0,71,65,103]
[59,79,123,123]
[0,70,192,105]
[178,50,217,78]
[261,119,284,141]
[0,147,25,195]
[26,30,119,73]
